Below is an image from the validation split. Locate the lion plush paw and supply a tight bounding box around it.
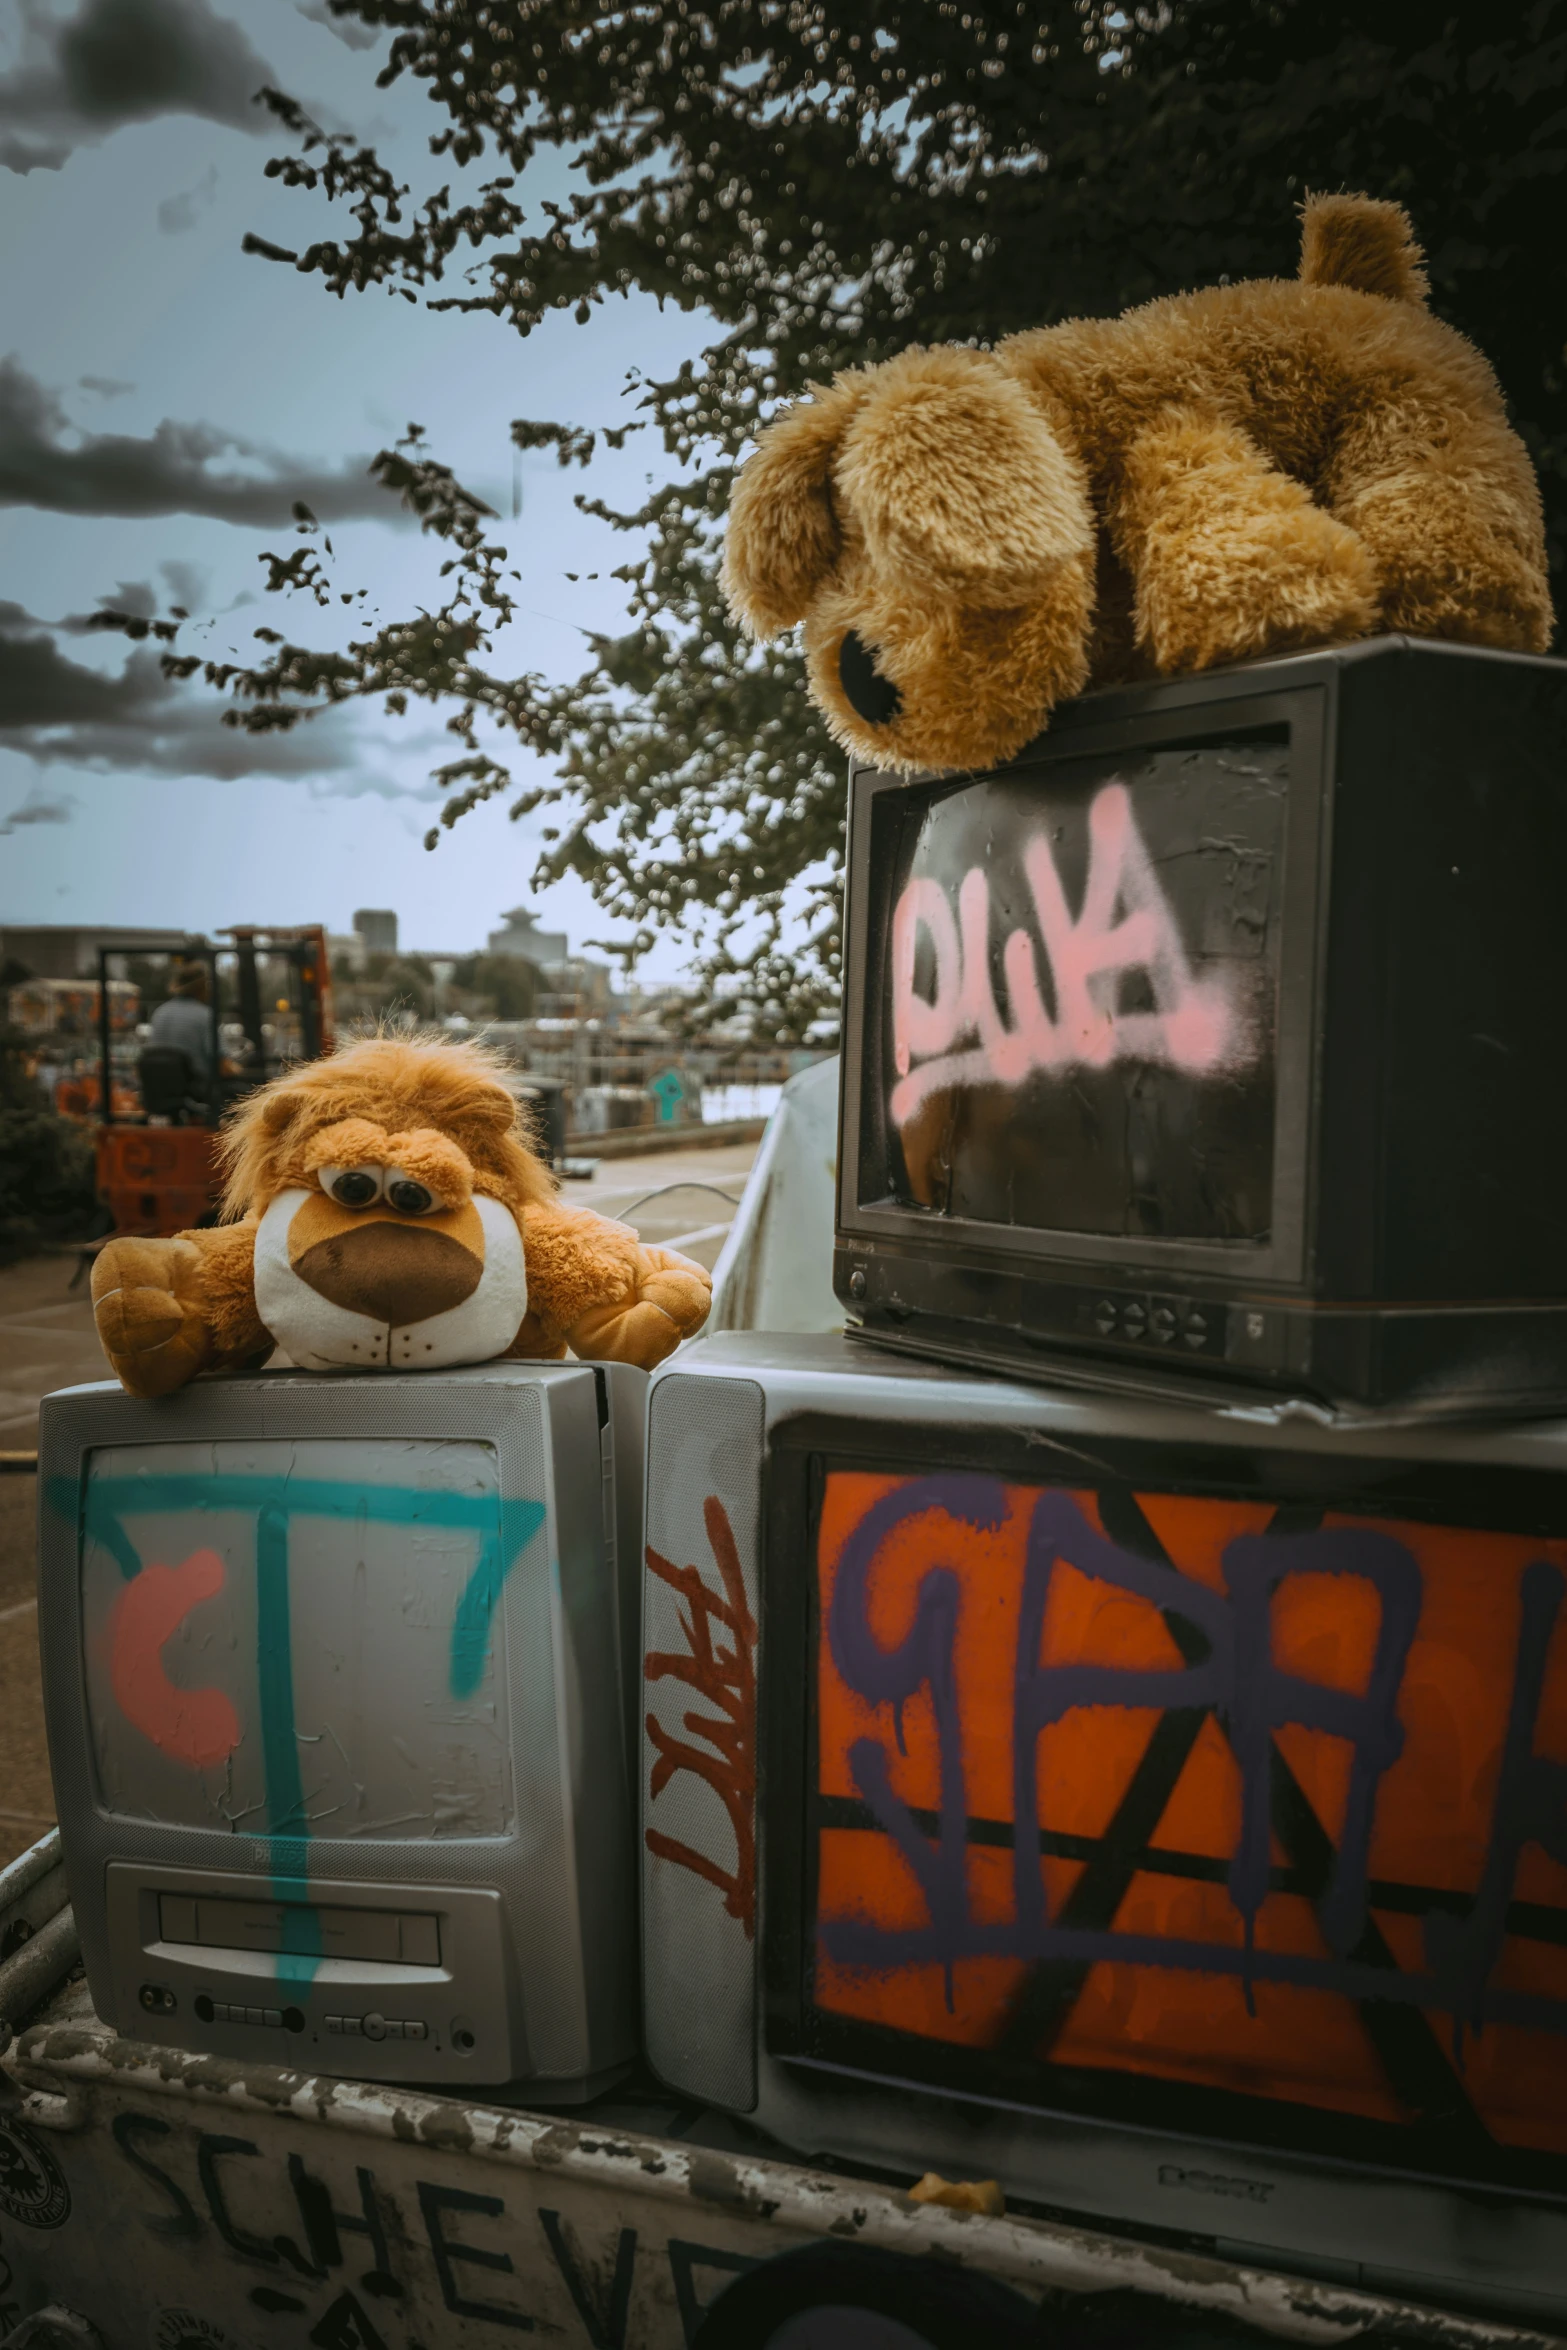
[91,1235,217,1399]
[566,1243,712,1372]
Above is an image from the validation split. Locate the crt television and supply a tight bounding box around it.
[640,1333,1567,2325]
[835,636,1567,1414]
[38,1360,645,2099]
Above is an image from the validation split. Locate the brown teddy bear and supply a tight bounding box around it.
[90,1035,712,1398]
[723,194,1552,774]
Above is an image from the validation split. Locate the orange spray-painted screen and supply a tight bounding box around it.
[811,1472,1567,2157]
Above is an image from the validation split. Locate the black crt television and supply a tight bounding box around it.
[639,1334,1567,2327]
[834,636,1567,1414]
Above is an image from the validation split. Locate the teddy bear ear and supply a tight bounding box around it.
[722,374,868,636]
[837,347,1095,606]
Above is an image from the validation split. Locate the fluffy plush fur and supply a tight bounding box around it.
[91,1035,712,1398]
[724,195,1552,773]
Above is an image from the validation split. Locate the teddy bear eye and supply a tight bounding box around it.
[321,1165,382,1209]
[387,1177,437,1215]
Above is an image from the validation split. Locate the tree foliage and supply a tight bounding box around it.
[0,1029,97,1262]
[164,0,1567,1038]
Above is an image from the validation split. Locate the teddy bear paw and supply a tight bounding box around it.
[1138,500,1379,674]
[91,1235,215,1398]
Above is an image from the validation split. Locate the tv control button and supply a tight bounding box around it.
[1183,1311,1209,1349]
[263,2009,282,2028]
[1151,1306,1177,1342]
[1121,1302,1147,1337]
[326,2016,343,2034]
[342,2016,363,2036]
[362,2012,387,2042]
[1093,1300,1117,1334]
[404,2021,427,2042]
[384,2021,405,2040]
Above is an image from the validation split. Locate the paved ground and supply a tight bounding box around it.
[0,1250,109,1456]
[0,1136,757,1868]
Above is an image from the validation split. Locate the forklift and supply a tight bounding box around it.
[93,925,334,1237]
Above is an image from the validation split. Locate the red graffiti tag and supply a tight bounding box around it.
[109,1548,240,1770]
[644,1496,758,1938]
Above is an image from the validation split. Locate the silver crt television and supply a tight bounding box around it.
[38,1361,645,2100]
[640,1334,1567,2326]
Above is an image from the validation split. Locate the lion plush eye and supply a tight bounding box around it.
[320,1165,383,1209]
[386,1176,439,1215]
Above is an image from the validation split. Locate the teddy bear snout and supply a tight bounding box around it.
[839,630,902,724]
[294,1220,483,1327]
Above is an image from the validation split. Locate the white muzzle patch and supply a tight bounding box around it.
[254,1189,527,1371]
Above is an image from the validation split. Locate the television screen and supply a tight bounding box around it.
[805,1465,1567,2176]
[82,1437,524,1850]
[887,737,1288,1244]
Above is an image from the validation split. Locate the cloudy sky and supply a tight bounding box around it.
[0,0,714,971]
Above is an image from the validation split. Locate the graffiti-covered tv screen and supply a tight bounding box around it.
[881,737,1287,1243]
[802,1464,1567,2180]
[78,1438,532,1847]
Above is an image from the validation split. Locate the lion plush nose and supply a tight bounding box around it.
[294,1221,482,1325]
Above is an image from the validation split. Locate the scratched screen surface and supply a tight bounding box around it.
[882,740,1286,1239]
[80,1439,536,1841]
[810,1470,1567,2162]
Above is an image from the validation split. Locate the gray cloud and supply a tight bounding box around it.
[0,790,77,835]
[0,615,362,778]
[295,1,380,51]
[78,374,133,398]
[0,609,448,799]
[0,0,274,174]
[157,160,218,234]
[102,578,158,619]
[159,557,211,613]
[0,358,403,525]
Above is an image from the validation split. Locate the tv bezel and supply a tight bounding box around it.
[837,667,1333,1288]
[755,1401,1567,2213]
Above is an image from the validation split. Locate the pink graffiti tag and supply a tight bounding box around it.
[890,781,1242,1127]
[109,1548,240,1770]
[644,1496,758,1937]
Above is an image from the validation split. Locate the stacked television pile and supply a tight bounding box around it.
[30,634,1567,2333]
[639,639,1567,2324]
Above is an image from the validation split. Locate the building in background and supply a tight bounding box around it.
[488,907,568,967]
[353,909,399,958]
[0,925,194,982]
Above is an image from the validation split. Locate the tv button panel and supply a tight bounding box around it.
[190,1995,303,2032]
[325,2012,427,2042]
[1080,1294,1214,1352]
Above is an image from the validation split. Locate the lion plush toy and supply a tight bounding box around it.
[90,1035,712,1398]
[723,194,1552,774]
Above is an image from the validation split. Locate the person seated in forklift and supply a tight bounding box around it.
[145,959,215,1090]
